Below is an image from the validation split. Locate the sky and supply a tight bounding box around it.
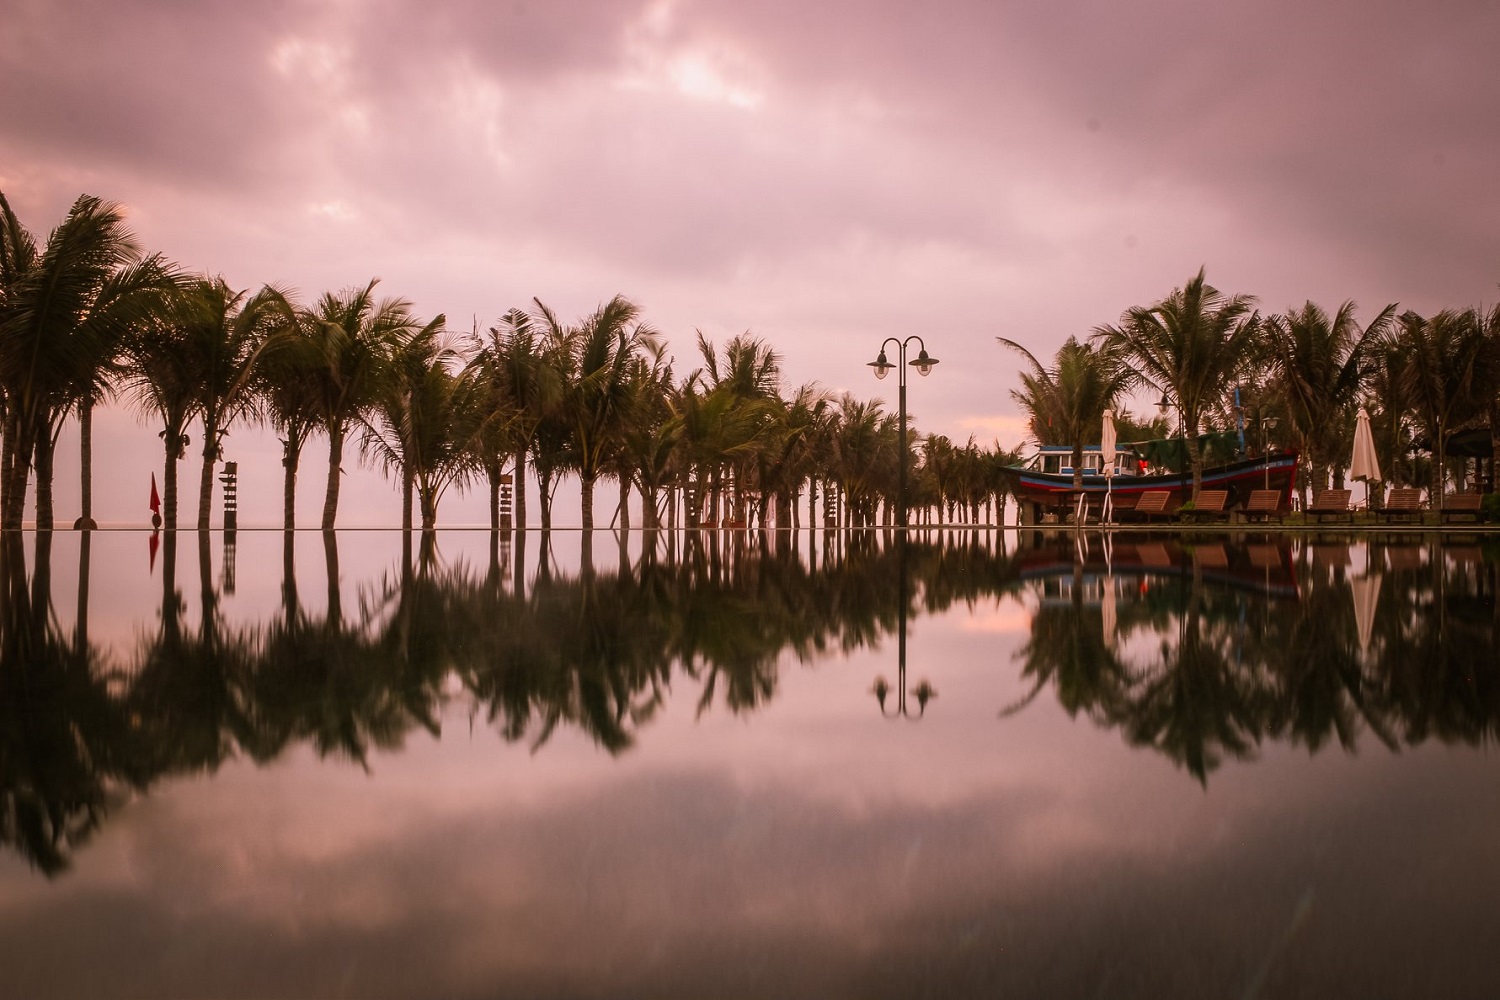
[3,0,1498,527]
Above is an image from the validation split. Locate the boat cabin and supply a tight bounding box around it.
[1025,445,1142,478]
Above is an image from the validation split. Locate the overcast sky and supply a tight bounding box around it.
[3,0,1497,527]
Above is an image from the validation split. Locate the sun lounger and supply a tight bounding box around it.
[1182,489,1231,523]
[1133,490,1173,523]
[1376,487,1424,524]
[1240,489,1285,524]
[1440,493,1484,524]
[1306,488,1354,524]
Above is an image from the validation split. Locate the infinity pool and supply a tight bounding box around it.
[3,529,1497,998]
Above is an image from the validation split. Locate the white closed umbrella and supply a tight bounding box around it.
[1101,408,1117,521]
[1350,406,1381,507]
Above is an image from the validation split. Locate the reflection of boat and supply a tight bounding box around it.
[1016,535,1300,599]
[1004,444,1299,524]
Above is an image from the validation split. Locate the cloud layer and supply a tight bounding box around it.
[4,0,1497,524]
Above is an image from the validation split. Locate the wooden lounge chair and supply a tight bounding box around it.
[1240,489,1285,524]
[1182,489,1230,523]
[1133,490,1173,523]
[1306,488,1354,524]
[1376,487,1424,524]
[1440,493,1484,524]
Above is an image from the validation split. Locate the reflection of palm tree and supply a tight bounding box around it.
[1007,606,1132,722]
[1124,591,1262,785]
[125,530,258,778]
[0,533,143,874]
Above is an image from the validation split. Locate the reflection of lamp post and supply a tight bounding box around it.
[869,336,939,529]
[871,539,935,718]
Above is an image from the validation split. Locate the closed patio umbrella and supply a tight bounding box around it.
[1350,407,1381,507]
[1101,408,1117,521]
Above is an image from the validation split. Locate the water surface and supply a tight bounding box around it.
[2,528,1497,998]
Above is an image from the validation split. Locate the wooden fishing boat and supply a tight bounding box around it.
[1005,444,1299,524]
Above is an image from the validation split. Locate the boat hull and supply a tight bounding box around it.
[1005,451,1299,523]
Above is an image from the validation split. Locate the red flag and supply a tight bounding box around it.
[149,530,160,573]
[149,473,161,515]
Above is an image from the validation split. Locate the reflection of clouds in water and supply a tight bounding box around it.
[9,741,1500,998]
[954,596,1030,634]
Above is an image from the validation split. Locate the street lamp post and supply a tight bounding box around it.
[1157,391,1178,434]
[1259,414,1278,488]
[868,336,939,529]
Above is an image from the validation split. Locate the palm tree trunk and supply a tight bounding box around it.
[488,463,501,531]
[402,467,415,532]
[34,430,54,530]
[78,397,96,529]
[580,469,595,533]
[322,422,344,530]
[163,436,181,531]
[513,447,528,530]
[642,486,659,530]
[617,476,630,533]
[2,409,39,530]
[283,443,299,530]
[0,412,12,527]
[538,465,554,532]
[198,432,217,531]
[419,482,437,530]
[1185,424,1204,500]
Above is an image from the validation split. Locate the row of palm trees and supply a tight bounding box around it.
[2,191,1024,533]
[1003,267,1500,506]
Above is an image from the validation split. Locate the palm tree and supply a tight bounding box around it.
[122,291,209,530]
[1399,308,1496,505]
[1261,301,1395,496]
[612,338,677,531]
[559,295,655,534]
[999,335,1132,489]
[254,307,324,529]
[759,382,830,529]
[466,307,554,531]
[360,318,446,530]
[361,326,487,530]
[0,192,175,529]
[696,332,782,524]
[1093,268,1260,497]
[828,394,893,526]
[175,278,293,530]
[302,280,428,530]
